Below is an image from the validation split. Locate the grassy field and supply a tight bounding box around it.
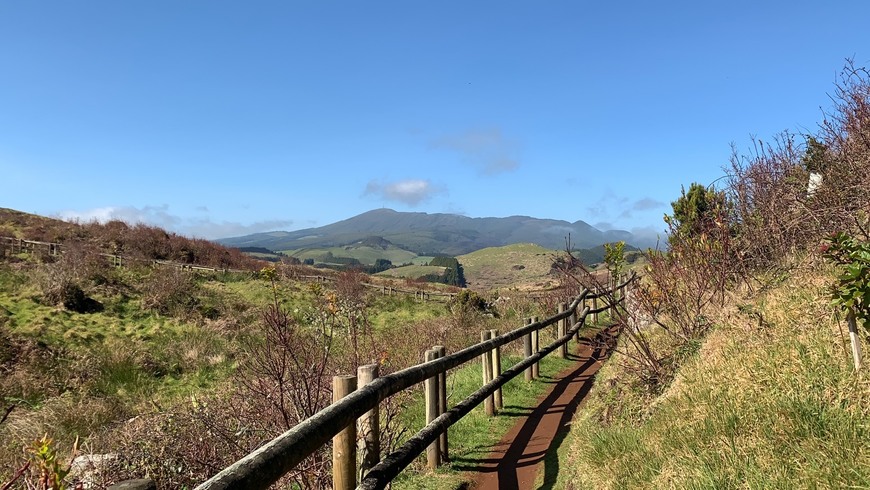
[282,245,418,266]
[554,262,870,489]
[0,257,457,486]
[377,264,446,279]
[459,243,559,291]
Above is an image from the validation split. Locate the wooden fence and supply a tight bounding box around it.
[2,236,588,303]
[195,273,635,490]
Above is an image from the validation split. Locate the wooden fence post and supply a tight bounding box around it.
[357,364,379,480]
[480,331,495,416]
[558,303,567,358]
[570,305,579,342]
[488,329,502,410]
[593,296,599,324]
[424,349,441,469]
[524,318,533,381]
[531,316,540,379]
[847,309,865,370]
[610,277,617,317]
[332,375,357,490]
[433,345,448,462]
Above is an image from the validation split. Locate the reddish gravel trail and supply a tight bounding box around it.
[468,329,615,490]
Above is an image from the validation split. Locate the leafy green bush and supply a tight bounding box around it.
[822,229,870,329]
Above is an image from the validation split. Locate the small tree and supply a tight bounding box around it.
[604,241,626,280]
[822,229,869,369]
[668,182,729,241]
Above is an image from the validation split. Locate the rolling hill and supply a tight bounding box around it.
[217,208,650,256]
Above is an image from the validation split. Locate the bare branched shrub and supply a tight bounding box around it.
[140,267,199,317]
[726,133,812,271]
[236,305,334,488]
[240,305,333,428]
[38,241,108,313]
[331,271,376,369]
[727,61,870,270]
[107,393,260,489]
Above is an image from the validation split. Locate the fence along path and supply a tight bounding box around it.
[195,273,635,490]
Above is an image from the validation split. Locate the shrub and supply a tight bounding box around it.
[140,268,199,317]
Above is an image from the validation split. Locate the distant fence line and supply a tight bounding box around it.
[0,237,460,301]
[195,273,636,490]
[0,236,252,273]
[2,236,602,304]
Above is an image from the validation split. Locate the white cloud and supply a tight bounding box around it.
[58,205,180,229]
[431,128,520,175]
[632,197,665,211]
[630,225,666,249]
[364,179,442,206]
[56,205,291,239]
[184,218,294,239]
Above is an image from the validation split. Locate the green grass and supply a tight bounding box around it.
[459,243,558,291]
[376,265,446,279]
[555,266,870,489]
[282,246,419,266]
[369,294,446,330]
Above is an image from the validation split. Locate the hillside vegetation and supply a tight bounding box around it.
[0,210,577,488]
[553,61,870,488]
[459,243,558,291]
[558,263,868,488]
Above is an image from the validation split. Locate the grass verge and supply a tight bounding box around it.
[554,265,870,489]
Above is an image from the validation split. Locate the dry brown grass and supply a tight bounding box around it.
[558,259,870,489]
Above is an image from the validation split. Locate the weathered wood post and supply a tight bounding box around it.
[480,331,495,416]
[847,309,865,370]
[489,329,502,410]
[593,296,599,324]
[332,375,357,490]
[357,364,380,480]
[424,349,441,469]
[571,304,579,342]
[524,317,533,381]
[558,303,567,358]
[610,276,617,317]
[434,345,448,462]
[531,316,540,379]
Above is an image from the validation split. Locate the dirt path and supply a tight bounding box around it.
[468,328,616,490]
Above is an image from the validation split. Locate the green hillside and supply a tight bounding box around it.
[217,209,647,255]
[0,243,456,487]
[283,245,417,266]
[375,264,446,279]
[459,243,559,290]
[556,264,870,488]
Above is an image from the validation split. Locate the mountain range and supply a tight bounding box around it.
[217,208,654,255]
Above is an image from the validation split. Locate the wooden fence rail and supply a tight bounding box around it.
[195,273,635,490]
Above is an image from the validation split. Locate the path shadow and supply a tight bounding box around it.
[461,325,620,490]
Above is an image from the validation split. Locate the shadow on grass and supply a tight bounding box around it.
[453,326,618,490]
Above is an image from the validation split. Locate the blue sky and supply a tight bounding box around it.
[2,1,868,241]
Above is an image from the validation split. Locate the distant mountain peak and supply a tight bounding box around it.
[216,208,657,254]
